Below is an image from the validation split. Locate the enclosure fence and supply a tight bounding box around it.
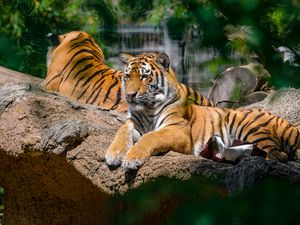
[100,23,216,95]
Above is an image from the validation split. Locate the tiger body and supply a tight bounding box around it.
[43,31,127,111]
[105,52,300,169]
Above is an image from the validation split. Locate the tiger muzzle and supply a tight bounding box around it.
[125,92,137,103]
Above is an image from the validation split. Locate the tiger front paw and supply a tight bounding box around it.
[121,147,150,170]
[105,148,125,167]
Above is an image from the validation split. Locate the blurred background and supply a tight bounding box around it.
[1,0,300,224]
[1,0,300,91]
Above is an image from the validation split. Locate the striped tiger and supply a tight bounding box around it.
[43,31,212,112]
[43,31,127,111]
[105,52,300,169]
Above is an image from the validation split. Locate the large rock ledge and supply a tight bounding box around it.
[0,66,300,224]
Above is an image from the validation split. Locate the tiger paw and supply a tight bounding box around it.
[105,149,124,166]
[121,148,150,170]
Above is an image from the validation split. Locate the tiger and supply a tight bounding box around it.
[43,31,213,112]
[43,31,127,112]
[105,52,300,169]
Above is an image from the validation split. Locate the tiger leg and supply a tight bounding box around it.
[249,130,288,162]
[266,150,288,162]
[122,126,191,169]
[105,120,135,166]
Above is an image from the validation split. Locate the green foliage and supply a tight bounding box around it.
[125,0,300,88]
[119,0,154,22]
[111,177,300,225]
[0,0,116,77]
[167,15,190,40]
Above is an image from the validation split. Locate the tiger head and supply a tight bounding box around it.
[119,52,179,110]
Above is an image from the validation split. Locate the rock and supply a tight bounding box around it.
[208,63,271,108]
[0,67,299,224]
[225,157,300,194]
[245,88,300,126]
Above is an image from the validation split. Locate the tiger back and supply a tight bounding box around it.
[43,31,127,112]
[105,52,300,169]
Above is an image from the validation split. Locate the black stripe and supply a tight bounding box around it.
[216,110,224,140]
[233,110,253,137]
[165,122,184,127]
[186,86,191,99]
[155,73,159,84]
[281,124,292,139]
[59,55,93,87]
[261,145,278,150]
[200,94,204,105]
[81,70,102,87]
[253,136,281,147]
[73,62,93,79]
[157,112,177,128]
[110,87,122,110]
[76,88,87,100]
[229,113,237,135]
[237,120,253,140]
[89,87,102,105]
[254,136,277,145]
[134,127,143,137]
[259,115,276,127]
[130,112,147,133]
[103,79,119,103]
[69,38,90,46]
[87,78,109,104]
[251,130,271,136]
[225,112,230,124]
[284,127,294,151]
[91,70,111,91]
[58,49,85,77]
[271,117,280,135]
[132,108,151,125]
[70,63,94,95]
[148,94,179,118]
[61,48,95,75]
[70,33,84,42]
[290,129,300,149]
[242,126,260,142]
[160,73,165,88]
[44,73,61,89]
[73,63,93,80]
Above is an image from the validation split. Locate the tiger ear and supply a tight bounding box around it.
[156,53,170,71]
[119,53,133,64]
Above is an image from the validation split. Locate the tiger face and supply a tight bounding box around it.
[120,53,176,110]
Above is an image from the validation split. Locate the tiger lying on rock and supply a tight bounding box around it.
[105,52,300,169]
[43,31,212,112]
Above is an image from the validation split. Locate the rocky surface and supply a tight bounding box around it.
[0,66,299,224]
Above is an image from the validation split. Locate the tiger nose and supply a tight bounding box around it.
[126,92,137,102]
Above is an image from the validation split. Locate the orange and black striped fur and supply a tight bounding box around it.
[105,52,300,169]
[43,31,127,111]
[43,31,212,112]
